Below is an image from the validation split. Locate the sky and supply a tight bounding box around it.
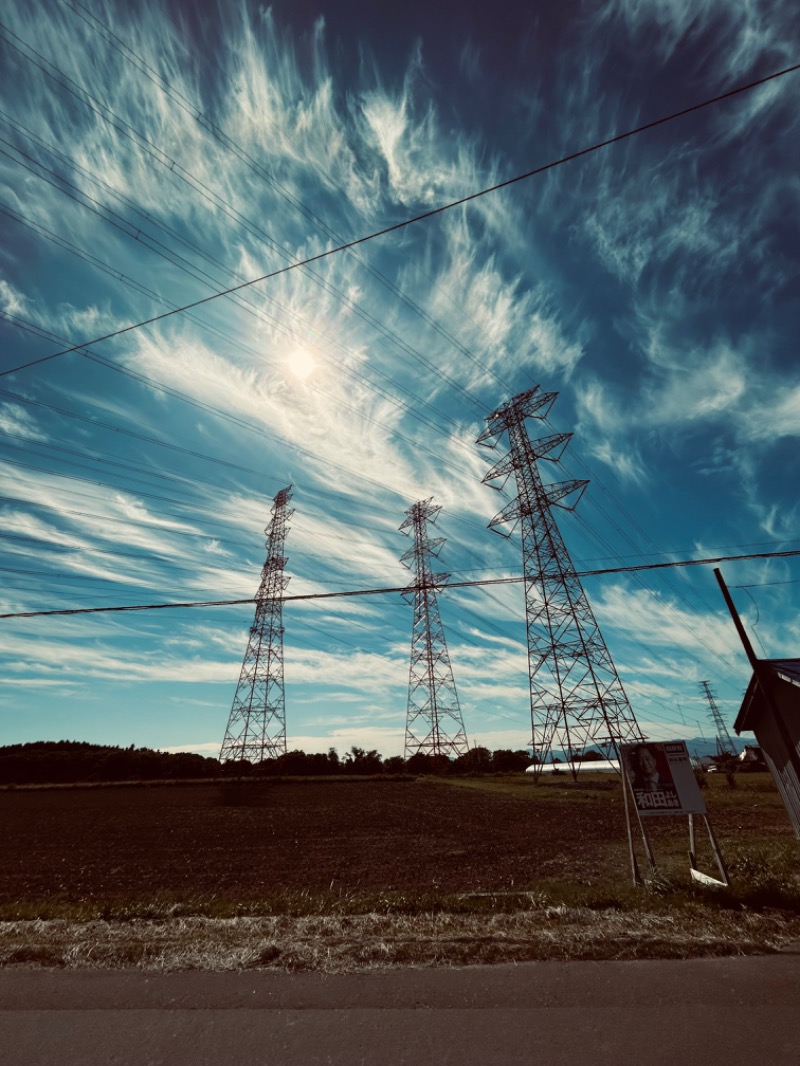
[0,0,798,760]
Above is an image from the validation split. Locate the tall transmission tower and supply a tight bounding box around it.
[219,486,294,764]
[477,386,643,777]
[699,680,735,756]
[400,498,470,760]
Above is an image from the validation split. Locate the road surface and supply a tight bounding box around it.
[2,952,799,1065]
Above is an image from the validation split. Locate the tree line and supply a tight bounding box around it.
[0,741,219,785]
[0,741,540,785]
[230,745,535,777]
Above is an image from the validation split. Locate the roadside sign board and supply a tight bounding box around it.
[621,740,707,816]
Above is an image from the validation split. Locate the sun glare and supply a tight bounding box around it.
[288,348,316,380]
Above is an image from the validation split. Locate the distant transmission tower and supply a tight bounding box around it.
[400,498,469,760]
[699,680,734,756]
[477,387,643,777]
[219,486,294,764]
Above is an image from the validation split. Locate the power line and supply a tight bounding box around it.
[63,0,515,398]
[3,50,796,577]
[3,547,798,620]
[0,30,487,412]
[2,61,798,380]
[734,578,800,588]
[0,131,484,432]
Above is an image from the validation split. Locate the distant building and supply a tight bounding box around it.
[737,745,767,772]
[734,658,800,837]
[527,759,619,774]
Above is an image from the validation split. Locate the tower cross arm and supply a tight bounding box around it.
[544,479,589,511]
[477,387,559,448]
[400,497,440,531]
[528,432,573,463]
[488,496,523,532]
[482,451,517,487]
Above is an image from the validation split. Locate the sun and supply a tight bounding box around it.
[287,348,316,381]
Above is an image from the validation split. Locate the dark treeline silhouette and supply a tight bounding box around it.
[0,741,220,785]
[225,745,533,777]
[0,742,534,785]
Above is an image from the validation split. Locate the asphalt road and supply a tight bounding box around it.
[2,952,799,1065]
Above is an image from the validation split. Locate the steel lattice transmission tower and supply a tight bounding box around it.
[699,680,735,756]
[477,387,643,777]
[220,486,294,764]
[400,498,470,760]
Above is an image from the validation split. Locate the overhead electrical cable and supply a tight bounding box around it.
[0,409,483,558]
[0,32,486,413]
[61,0,517,397]
[569,509,741,678]
[734,578,800,588]
[0,131,476,438]
[550,423,747,642]
[0,431,261,500]
[1,27,797,682]
[3,292,484,509]
[0,489,252,552]
[4,46,791,566]
[0,385,427,507]
[2,547,798,619]
[1,58,797,380]
[0,333,784,652]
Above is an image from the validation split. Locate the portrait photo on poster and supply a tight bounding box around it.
[621,741,706,816]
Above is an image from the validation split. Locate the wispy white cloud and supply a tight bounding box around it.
[743,384,800,443]
[588,439,646,485]
[0,402,47,441]
[590,0,799,77]
[592,581,739,662]
[1,625,237,684]
[285,644,407,694]
[0,0,796,759]
[458,41,482,84]
[641,342,748,425]
[0,279,28,317]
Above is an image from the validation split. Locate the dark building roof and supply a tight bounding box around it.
[735,658,800,734]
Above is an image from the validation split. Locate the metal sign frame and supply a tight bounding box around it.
[620,741,729,887]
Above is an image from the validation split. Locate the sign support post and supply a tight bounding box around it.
[621,759,643,885]
[688,814,729,887]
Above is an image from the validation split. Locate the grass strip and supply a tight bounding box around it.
[2,906,799,972]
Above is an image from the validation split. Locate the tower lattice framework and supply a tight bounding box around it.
[400,498,469,760]
[699,680,735,756]
[477,387,643,777]
[220,486,293,764]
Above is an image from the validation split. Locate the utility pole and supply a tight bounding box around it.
[477,386,643,777]
[220,486,293,764]
[699,680,735,756]
[400,497,469,760]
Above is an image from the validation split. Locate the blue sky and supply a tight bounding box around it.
[1,0,798,759]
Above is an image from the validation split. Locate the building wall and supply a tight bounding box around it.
[754,679,800,837]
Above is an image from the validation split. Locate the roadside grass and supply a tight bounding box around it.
[3,869,799,972]
[2,904,798,973]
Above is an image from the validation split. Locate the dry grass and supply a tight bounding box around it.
[2,905,799,973]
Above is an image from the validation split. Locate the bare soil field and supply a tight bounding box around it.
[0,776,631,906]
[1,774,798,970]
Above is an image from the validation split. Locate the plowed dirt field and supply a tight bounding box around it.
[1,774,792,909]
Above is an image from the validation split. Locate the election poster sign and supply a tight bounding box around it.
[621,741,706,817]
